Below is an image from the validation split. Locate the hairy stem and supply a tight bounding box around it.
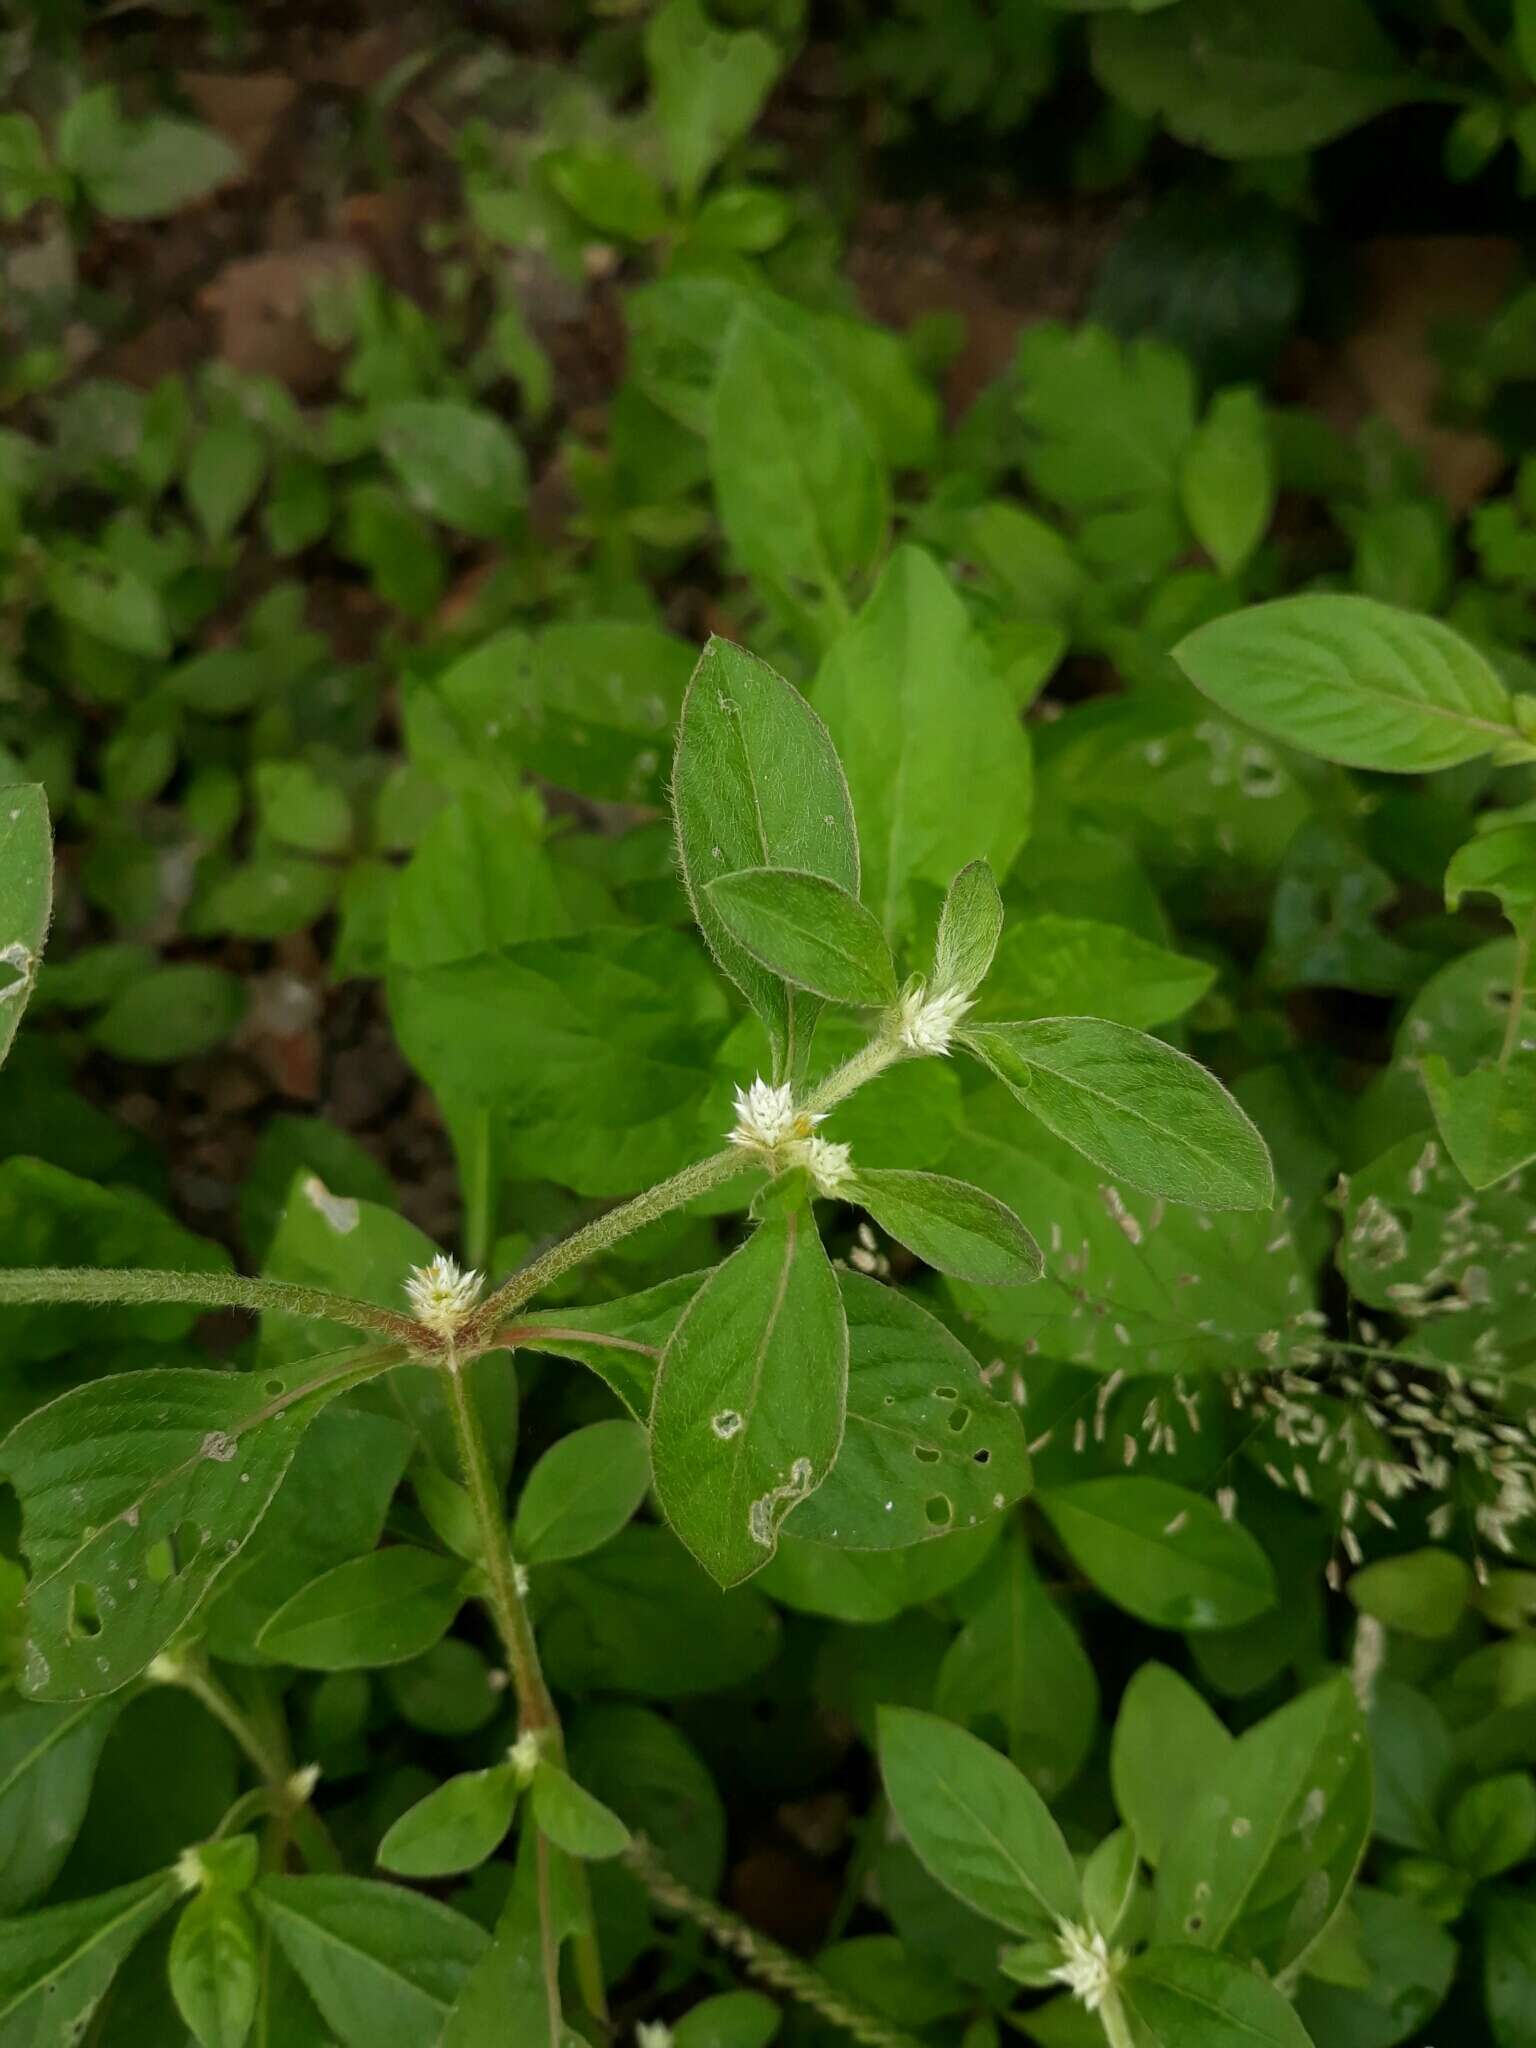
[439,1345,609,2029]
[625,1837,926,2048]
[0,1267,420,1347]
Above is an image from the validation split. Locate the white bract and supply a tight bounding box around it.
[1049,1920,1119,2014]
[728,1076,817,1154]
[635,2025,673,2048]
[897,980,972,1056]
[796,1133,853,1196]
[405,1254,484,1335]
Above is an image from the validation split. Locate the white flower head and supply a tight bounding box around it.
[636,2026,674,2048]
[897,980,972,1056]
[405,1254,484,1335]
[174,1846,208,1895]
[508,1729,545,1786]
[728,1076,820,1157]
[795,1133,854,1198]
[1049,1920,1118,2014]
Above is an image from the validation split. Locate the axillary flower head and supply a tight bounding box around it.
[405,1254,484,1336]
[798,1133,854,1197]
[635,2025,674,2048]
[728,1076,818,1155]
[1049,1920,1119,2014]
[897,979,972,1056]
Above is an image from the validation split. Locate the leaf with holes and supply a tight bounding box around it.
[650,1214,848,1588]
[789,1273,1032,1549]
[0,1870,180,2044]
[961,1017,1274,1209]
[852,1169,1043,1287]
[0,787,50,1073]
[671,638,859,1080]
[0,1346,399,1701]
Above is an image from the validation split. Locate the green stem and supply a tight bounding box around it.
[455,1105,499,1274]
[438,1344,608,2029]
[803,1027,904,1118]
[467,1148,746,1341]
[1098,1985,1135,2048]
[0,1267,420,1347]
[625,1837,925,2048]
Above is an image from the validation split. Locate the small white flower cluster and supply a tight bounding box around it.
[404,1254,484,1335]
[1049,1920,1118,2014]
[727,1079,853,1197]
[508,1729,545,1786]
[635,2025,674,2048]
[897,980,972,1056]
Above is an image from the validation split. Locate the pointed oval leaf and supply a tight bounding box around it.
[853,1168,1043,1286]
[514,1272,707,1419]
[1110,1663,1233,1869]
[1120,1945,1316,2047]
[1422,1049,1536,1189]
[169,1888,259,2048]
[706,867,896,1007]
[376,400,526,539]
[0,787,51,1072]
[0,1871,179,2044]
[672,639,858,1076]
[0,1350,396,1702]
[0,1695,123,1912]
[934,859,1004,999]
[531,1760,632,1860]
[877,1706,1081,1935]
[1040,1478,1277,1631]
[650,1214,848,1587]
[513,1419,650,1565]
[962,1017,1274,1210]
[790,1274,1032,1550]
[377,1765,520,1879]
[256,1546,467,1671]
[1174,594,1516,772]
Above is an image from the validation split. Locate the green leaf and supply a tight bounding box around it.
[170,1888,259,2048]
[1446,1772,1536,1879]
[256,1547,467,1670]
[0,1351,395,1701]
[46,553,169,657]
[376,400,526,540]
[1110,1662,1233,1867]
[789,1273,1033,1550]
[252,1876,489,2048]
[544,147,669,240]
[1348,1548,1472,1639]
[1015,322,1195,518]
[934,861,1004,999]
[650,1213,848,1587]
[710,311,890,608]
[972,915,1214,1032]
[0,1695,123,1911]
[0,787,50,1072]
[1422,1050,1536,1189]
[0,1870,180,2045]
[853,1169,1042,1286]
[1486,1892,1536,2048]
[671,636,859,1078]
[1180,388,1273,576]
[1091,0,1415,158]
[673,1991,782,2048]
[513,1419,650,1564]
[567,1703,725,1895]
[515,1273,707,1420]
[376,1764,520,1879]
[877,1706,1081,1934]
[646,0,781,204]
[962,1017,1274,1209]
[1173,594,1517,772]
[1297,1886,1457,2048]
[1154,1674,1371,1973]
[1446,821,1536,925]
[1040,1478,1277,1630]
[706,867,897,1007]
[186,419,266,545]
[530,1759,632,1859]
[815,548,1033,938]
[60,87,241,219]
[90,964,247,1063]
[1119,1945,1315,2047]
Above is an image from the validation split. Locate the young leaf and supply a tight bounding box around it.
[0,787,51,1073]
[1119,1945,1315,2046]
[0,1695,124,1911]
[377,1764,520,1879]
[252,1876,489,2048]
[1486,1891,1536,2046]
[671,638,859,1079]
[1180,387,1274,576]
[961,1017,1274,1210]
[0,1870,180,2042]
[375,401,526,540]
[530,1760,632,1860]
[1446,1772,1536,1879]
[673,1991,782,2048]
[170,1888,260,2048]
[934,860,1004,999]
[646,0,780,204]
[1445,821,1536,925]
[514,1272,708,1419]
[512,1419,650,1565]
[256,1547,467,1670]
[59,86,241,218]
[1110,1663,1233,1868]
[1422,1050,1536,1188]
[1154,1674,1371,1973]
[852,1168,1043,1287]
[650,1213,849,1588]
[0,1350,396,1702]
[1174,594,1517,772]
[710,312,890,610]
[877,1706,1081,1935]
[1040,1478,1277,1630]
[788,1273,1033,1550]
[706,867,897,1007]
[1348,1548,1472,1640]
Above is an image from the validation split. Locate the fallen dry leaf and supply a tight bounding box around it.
[199,241,366,394]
